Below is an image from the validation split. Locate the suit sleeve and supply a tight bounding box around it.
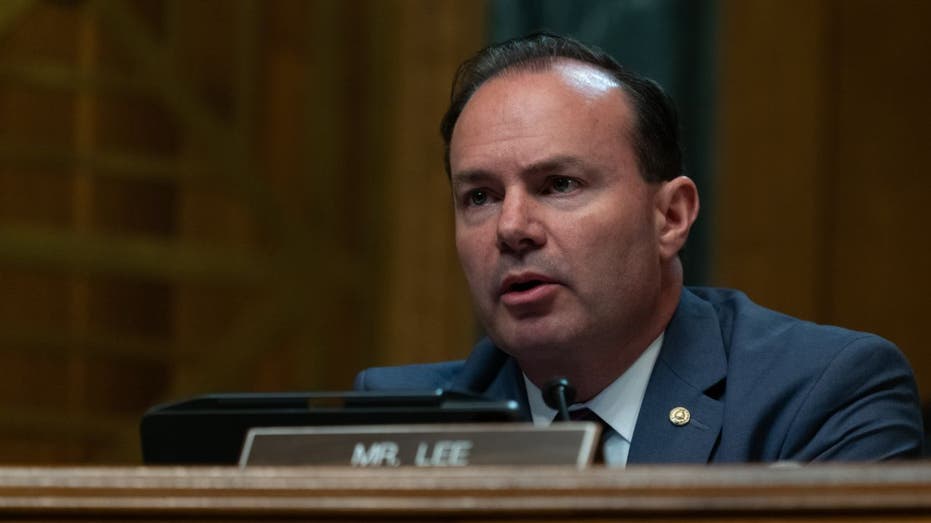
[780,335,924,460]
[350,362,463,392]
[353,370,369,391]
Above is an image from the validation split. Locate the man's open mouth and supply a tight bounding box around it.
[499,273,558,297]
[508,280,545,292]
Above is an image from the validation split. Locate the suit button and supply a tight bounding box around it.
[669,406,691,426]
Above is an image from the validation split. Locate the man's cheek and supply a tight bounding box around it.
[462,262,486,296]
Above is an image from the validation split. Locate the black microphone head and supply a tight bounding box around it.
[542,377,576,411]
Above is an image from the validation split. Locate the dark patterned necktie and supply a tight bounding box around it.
[568,408,609,464]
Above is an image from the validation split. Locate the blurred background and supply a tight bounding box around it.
[0,0,928,463]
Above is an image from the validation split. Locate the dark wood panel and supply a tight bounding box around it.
[0,1,487,462]
[717,0,931,398]
[373,0,484,367]
[717,0,831,321]
[828,0,931,395]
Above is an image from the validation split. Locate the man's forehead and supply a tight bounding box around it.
[478,59,623,103]
[457,59,629,132]
[450,60,634,173]
[548,60,622,97]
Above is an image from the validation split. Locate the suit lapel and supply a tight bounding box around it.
[627,289,727,464]
[449,338,532,420]
[483,358,531,420]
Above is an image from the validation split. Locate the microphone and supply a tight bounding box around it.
[542,377,575,422]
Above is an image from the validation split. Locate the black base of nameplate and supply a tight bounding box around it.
[240,422,600,468]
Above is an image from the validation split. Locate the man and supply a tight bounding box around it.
[355,33,924,464]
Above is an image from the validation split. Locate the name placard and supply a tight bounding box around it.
[239,422,599,468]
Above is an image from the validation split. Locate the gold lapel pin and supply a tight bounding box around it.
[669,406,691,426]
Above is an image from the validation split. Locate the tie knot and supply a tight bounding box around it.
[568,407,601,423]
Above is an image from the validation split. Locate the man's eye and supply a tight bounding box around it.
[548,176,579,194]
[468,190,488,206]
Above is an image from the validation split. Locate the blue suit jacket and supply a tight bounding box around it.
[355,288,924,463]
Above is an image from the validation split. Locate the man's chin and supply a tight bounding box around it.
[489,324,577,359]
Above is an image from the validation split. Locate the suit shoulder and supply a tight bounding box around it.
[687,286,894,360]
[685,286,915,406]
[354,360,465,391]
[683,288,922,460]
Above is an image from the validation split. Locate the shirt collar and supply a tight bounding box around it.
[524,332,664,442]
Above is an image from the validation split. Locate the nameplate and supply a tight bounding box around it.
[239,422,599,468]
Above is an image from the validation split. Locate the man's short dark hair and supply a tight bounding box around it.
[440,32,682,183]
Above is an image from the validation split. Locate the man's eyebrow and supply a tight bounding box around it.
[522,156,587,175]
[451,156,588,185]
[451,169,495,186]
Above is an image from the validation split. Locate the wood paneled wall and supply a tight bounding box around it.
[0,0,483,463]
[2,0,926,465]
[718,0,931,398]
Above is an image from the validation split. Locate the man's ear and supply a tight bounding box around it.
[654,176,699,260]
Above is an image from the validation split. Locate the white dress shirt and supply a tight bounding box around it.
[523,333,664,466]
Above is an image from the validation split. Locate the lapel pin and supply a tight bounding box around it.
[669,406,691,426]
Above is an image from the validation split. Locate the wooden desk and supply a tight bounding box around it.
[0,463,929,521]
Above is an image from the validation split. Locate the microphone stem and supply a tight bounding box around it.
[556,386,570,422]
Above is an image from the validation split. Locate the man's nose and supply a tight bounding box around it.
[496,192,545,255]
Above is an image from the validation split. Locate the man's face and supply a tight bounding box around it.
[449,62,665,368]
